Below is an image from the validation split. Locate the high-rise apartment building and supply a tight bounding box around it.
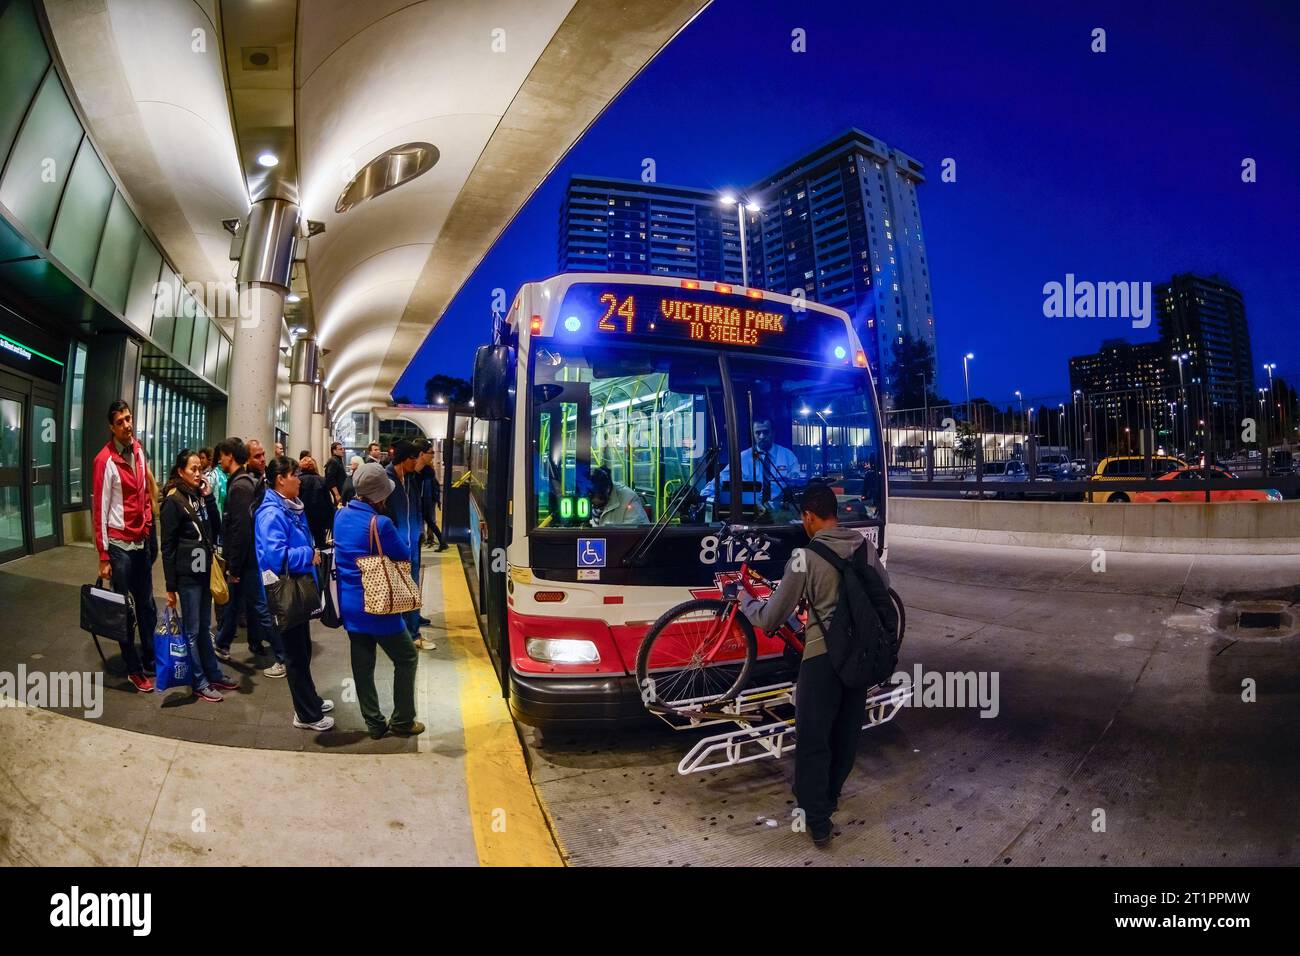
[1155,273,1255,414]
[746,129,935,402]
[1068,338,1172,416]
[559,176,743,284]
[558,129,937,404]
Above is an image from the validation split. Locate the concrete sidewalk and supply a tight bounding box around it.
[0,546,562,867]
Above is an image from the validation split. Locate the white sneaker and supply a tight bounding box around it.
[263,662,287,678]
[320,699,334,713]
[293,714,335,731]
[413,637,437,650]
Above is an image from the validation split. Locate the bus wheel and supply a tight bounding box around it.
[1107,492,1130,503]
[635,599,756,717]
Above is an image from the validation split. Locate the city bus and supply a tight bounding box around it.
[467,272,888,729]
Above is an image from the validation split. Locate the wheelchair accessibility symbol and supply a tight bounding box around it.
[577,538,606,568]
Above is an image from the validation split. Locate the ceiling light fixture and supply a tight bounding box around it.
[257,152,279,168]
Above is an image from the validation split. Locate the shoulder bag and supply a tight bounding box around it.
[358,515,421,615]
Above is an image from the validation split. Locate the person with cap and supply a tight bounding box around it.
[332,462,424,739]
[588,466,650,527]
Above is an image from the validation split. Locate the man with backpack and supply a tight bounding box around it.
[212,437,286,677]
[738,483,898,848]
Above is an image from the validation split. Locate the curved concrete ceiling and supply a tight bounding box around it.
[45,0,711,422]
[302,0,710,416]
[44,0,248,300]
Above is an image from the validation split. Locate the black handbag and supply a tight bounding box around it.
[79,581,135,667]
[318,547,342,629]
[265,559,322,631]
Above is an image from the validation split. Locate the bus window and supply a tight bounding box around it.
[729,356,883,524]
[530,345,730,529]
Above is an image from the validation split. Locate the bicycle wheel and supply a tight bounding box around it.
[889,588,907,649]
[635,599,757,715]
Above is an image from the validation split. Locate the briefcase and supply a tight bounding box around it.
[79,582,135,667]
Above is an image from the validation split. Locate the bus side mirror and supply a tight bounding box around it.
[473,344,514,421]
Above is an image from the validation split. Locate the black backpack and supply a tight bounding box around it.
[804,540,901,689]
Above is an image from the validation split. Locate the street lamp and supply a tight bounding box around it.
[963,352,975,430]
[1014,389,1024,434]
[720,193,761,287]
[1263,363,1276,446]
[1173,352,1190,454]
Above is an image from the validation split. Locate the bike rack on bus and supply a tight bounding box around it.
[652,679,913,776]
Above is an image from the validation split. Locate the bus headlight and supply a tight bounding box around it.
[526,638,600,664]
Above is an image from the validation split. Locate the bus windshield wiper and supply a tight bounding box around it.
[623,444,718,567]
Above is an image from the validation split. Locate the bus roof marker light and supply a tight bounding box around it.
[563,316,581,332]
[680,279,700,290]
[530,315,543,334]
[714,283,733,295]
[746,288,763,299]
[854,350,868,367]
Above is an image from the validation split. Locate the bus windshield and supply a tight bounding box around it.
[529,343,883,531]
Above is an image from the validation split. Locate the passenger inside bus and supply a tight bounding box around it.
[586,466,650,527]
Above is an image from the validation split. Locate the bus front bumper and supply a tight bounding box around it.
[509,671,651,729]
[508,658,799,731]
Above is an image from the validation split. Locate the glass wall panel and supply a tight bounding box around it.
[215,334,231,390]
[0,0,51,163]
[171,287,195,360]
[151,266,179,351]
[124,238,161,335]
[66,342,87,504]
[91,191,141,312]
[204,321,220,380]
[188,308,208,371]
[0,69,82,245]
[50,138,115,280]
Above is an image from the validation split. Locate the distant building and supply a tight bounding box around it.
[1069,338,1172,417]
[1155,273,1255,415]
[746,128,936,402]
[559,176,743,284]
[558,128,938,404]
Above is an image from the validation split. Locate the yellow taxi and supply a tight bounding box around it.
[1087,455,1188,503]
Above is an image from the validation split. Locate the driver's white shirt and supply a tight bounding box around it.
[710,444,803,496]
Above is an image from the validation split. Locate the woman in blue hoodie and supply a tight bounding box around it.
[256,455,333,732]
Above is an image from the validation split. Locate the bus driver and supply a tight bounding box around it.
[588,466,649,527]
[706,417,803,507]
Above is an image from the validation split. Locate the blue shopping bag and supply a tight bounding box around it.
[153,608,192,692]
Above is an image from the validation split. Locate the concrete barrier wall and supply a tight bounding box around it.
[889,497,1300,554]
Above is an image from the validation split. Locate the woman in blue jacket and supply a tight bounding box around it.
[332,462,424,739]
[256,456,333,732]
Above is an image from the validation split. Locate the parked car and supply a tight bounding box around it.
[1088,455,1188,502]
[1132,467,1282,503]
[962,459,1032,498]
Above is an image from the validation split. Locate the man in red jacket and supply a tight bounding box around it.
[92,400,159,691]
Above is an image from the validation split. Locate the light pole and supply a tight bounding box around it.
[1173,352,1189,455]
[1263,363,1276,446]
[720,193,761,287]
[1014,389,1024,437]
[1058,403,1065,447]
[963,352,975,430]
[1073,389,1083,458]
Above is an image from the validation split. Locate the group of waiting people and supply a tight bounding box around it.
[92,398,446,738]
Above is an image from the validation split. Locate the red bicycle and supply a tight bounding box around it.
[635,563,905,718]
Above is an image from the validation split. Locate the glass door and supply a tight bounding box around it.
[30,396,58,551]
[0,392,25,561]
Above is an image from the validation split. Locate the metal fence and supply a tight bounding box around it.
[882,376,1299,480]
